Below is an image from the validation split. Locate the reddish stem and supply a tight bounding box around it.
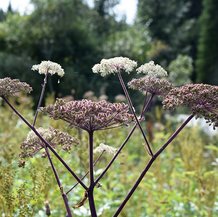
[113,114,194,216]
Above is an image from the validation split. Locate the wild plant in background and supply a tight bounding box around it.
[0,58,217,217]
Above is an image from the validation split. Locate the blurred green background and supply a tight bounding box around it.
[0,0,218,102]
[0,96,217,216]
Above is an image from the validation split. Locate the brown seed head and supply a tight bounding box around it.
[128,76,172,96]
[42,99,134,132]
[0,77,32,97]
[163,84,218,129]
[20,127,78,158]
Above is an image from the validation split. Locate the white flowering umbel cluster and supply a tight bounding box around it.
[94,143,117,155]
[136,61,168,78]
[128,61,172,96]
[32,60,65,77]
[92,57,137,77]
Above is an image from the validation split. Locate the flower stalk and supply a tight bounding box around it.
[46,147,72,217]
[2,96,88,190]
[95,94,154,185]
[113,114,194,216]
[66,151,105,195]
[88,130,97,217]
[117,72,153,156]
[33,73,48,126]
[31,72,72,216]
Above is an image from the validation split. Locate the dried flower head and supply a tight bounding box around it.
[92,57,137,77]
[163,84,218,128]
[128,76,172,96]
[136,61,168,78]
[20,127,78,158]
[42,99,134,132]
[0,77,32,97]
[32,60,65,77]
[94,143,117,155]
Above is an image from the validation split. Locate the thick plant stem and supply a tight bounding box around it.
[113,114,194,217]
[88,131,97,217]
[88,187,97,217]
[2,96,88,190]
[89,131,95,185]
[117,72,153,156]
[95,94,154,185]
[33,73,48,126]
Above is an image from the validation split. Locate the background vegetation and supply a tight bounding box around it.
[0,0,218,102]
[0,95,217,216]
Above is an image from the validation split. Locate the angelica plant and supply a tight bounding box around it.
[0,57,217,217]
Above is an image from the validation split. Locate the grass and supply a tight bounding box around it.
[0,96,217,216]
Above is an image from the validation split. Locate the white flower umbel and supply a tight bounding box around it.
[32,60,65,77]
[136,61,168,78]
[92,57,137,77]
[94,143,117,155]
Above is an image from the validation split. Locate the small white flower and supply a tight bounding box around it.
[136,61,168,78]
[32,60,65,77]
[94,143,117,155]
[92,57,137,77]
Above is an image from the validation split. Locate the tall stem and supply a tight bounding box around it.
[88,131,97,217]
[2,96,87,190]
[33,73,48,126]
[117,72,153,156]
[88,187,97,217]
[32,73,72,215]
[95,94,154,185]
[113,114,194,217]
[45,147,72,217]
[89,131,95,185]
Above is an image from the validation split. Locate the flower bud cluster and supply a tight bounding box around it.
[92,57,137,77]
[136,61,168,78]
[163,84,218,128]
[32,60,65,77]
[20,127,78,158]
[0,77,32,97]
[42,99,134,132]
[128,61,172,96]
[94,143,117,155]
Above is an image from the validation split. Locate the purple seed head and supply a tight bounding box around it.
[42,99,134,132]
[0,77,32,97]
[163,84,218,129]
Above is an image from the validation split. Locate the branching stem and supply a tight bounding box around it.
[2,96,88,190]
[94,94,154,185]
[117,72,153,156]
[66,151,105,195]
[113,114,194,216]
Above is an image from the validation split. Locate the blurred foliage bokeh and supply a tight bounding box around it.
[0,0,217,103]
[0,95,217,216]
